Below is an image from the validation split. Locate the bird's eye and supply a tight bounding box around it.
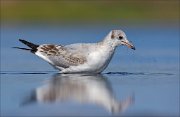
[119,36,123,40]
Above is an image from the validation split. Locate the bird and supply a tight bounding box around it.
[14,30,135,73]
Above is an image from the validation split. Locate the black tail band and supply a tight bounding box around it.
[18,39,39,53]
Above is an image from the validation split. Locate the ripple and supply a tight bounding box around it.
[0,71,56,75]
[0,71,174,76]
[105,72,174,76]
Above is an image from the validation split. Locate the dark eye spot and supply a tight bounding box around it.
[119,36,123,40]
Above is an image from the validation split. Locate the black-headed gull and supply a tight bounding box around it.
[15,30,135,73]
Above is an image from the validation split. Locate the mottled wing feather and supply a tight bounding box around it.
[36,44,87,68]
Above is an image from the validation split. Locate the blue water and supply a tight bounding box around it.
[0,22,179,116]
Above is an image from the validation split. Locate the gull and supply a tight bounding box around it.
[15,30,135,73]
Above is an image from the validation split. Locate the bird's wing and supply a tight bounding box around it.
[64,43,92,53]
[35,44,87,68]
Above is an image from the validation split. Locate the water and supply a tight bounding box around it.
[1,22,179,116]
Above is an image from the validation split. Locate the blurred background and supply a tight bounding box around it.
[1,0,179,24]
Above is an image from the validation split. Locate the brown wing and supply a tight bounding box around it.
[36,44,87,68]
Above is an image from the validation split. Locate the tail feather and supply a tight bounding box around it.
[15,39,39,53]
[12,47,32,50]
[19,39,39,49]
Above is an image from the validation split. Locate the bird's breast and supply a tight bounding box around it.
[87,47,115,72]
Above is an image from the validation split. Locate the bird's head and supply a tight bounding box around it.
[109,30,135,50]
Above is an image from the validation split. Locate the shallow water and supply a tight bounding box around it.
[1,23,179,116]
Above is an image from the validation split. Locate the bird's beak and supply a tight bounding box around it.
[122,40,136,50]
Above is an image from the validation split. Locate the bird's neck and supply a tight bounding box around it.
[98,32,117,50]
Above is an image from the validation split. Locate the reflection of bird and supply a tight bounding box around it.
[22,74,134,113]
[15,30,135,73]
